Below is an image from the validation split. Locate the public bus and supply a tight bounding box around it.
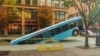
[10,16,84,45]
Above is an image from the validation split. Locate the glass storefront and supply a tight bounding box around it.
[25,9,38,34]
[8,21,38,34]
[25,25,38,34]
[7,8,38,35]
[8,24,22,34]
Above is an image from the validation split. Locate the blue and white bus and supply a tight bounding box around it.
[10,16,84,45]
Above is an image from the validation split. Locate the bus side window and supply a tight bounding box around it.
[35,34,44,38]
[26,37,37,44]
[62,24,69,31]
[35,34,44,42]
[50,29,56,37]
[18,37,37,44]
[69,22,76,28]
[43,32,50,38]
[55,27,62,34]
[18,40,27,44]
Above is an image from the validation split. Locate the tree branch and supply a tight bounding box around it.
[88,10,100,27]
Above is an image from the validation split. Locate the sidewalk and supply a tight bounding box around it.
[0,35,21,40]
[1,46,100,56]
[0,40,100,56]
[0,36,100,56]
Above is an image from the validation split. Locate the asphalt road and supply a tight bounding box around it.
[0,36,96,51]
[63,36,96,47]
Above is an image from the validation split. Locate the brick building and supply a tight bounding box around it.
[0,0,79,36]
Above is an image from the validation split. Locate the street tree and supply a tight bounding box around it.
[0,0,4,6]
[64,0,100,48]
[0,0,18,36]
[37,5,53,29]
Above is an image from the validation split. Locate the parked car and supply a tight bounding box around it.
[80,30,96,37]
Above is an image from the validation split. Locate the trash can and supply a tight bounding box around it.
[96,36,100,46]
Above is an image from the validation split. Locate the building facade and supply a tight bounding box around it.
[0,0,70,36]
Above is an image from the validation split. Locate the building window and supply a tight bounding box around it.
[55,0,60,8]
[47,0,52,6]
[16,8,22,18]
[41,0,46,6]
[32,0,37,6]
[24,9,37,19]
[25,9,31,19]
[60,12,65,20]
[31,9,37,19]
[25,0,30,5]
[60,0,65,8]
[16,0,21,5]
[55,11,59,20]
[55,11,65,20]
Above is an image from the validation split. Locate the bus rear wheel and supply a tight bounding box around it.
[72,30,79,36]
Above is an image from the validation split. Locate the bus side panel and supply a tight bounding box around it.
[52,28,76,41]
[39,28,77,43]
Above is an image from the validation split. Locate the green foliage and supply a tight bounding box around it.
[0,0,4,6]
[64,0,75,8]
[64,0,100,27]
[0,0,18,27]
[88,8,100,26]
[89,7,99,20]
[38,5,53,28]
[4,0,16,5]
[80,0,88,3]
[7,8,19,23]
[0,7,19,27]
[64,0,100,48]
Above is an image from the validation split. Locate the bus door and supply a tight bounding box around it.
[77,19,84,30]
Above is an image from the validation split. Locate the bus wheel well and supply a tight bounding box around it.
[72,29,79,36]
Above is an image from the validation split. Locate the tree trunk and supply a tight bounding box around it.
[85,35,89,48]
[84,27,89,48]
[4,27,8,36]
[83,17,89,48]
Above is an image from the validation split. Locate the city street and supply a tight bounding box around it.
[0,36,97,51]
[0,36,100,56]
[60,36,96,48]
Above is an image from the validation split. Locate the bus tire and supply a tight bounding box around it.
[72,30,79,36]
